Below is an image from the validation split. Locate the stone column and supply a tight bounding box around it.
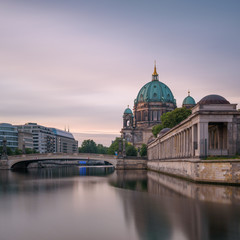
[198,122,209,157]
[186,129,188,157]
[122,139,126,158]
[228,121,237,156]
[118,139,123,159]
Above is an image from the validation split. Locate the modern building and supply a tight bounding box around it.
[0,123,18,151]
[51,128,78,153]
[121,63,177,148]
[16,123,55,154]
[16,123,78,154]
[18,131,34,151]
[182,91,196,109]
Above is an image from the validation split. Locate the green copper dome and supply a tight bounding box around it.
[135,63,176,105]
[124,107,133,114]
[135,81,176,104]
[183,95,196,105]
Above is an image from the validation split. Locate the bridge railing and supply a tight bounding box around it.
[8,153,117,160]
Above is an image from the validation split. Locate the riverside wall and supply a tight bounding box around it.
[147,158,240,184]
[116,159,147,170]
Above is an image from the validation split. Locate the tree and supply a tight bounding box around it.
[108,138,138,156]
[25,148,36,154]
[7,147,13,156]
[0,147,37,155]
[152,107,191,137]
[79,139,97,153]
[126,144,137,156]
[108,137,123,155]
[96,144,108,154]
[14,148,22,155]
[140,144,147,157]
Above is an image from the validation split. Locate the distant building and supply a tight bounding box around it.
[0,123,18,150]
[16,123,78,154]
[18,131,33,151]
[16,123,55,153]
[121,63,177,148]
[51,128,78,153]
[182,91,196,109]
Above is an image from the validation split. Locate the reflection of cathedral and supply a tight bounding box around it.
[121,63,195,148]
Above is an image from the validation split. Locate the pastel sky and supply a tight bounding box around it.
[0,0,240,146]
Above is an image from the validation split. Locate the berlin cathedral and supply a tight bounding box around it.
[121,63,196,148]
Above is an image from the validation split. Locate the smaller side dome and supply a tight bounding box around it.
[160,128,171,134]
[198,94,230,105]
[183,96,196,105]
[182,91,196,109]
[124,106,133,114]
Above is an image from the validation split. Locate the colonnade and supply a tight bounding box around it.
[148,124,198,160]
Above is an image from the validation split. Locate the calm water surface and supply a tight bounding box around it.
[0,166,240,240]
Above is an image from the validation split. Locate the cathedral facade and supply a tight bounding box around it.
[121,64,177,148]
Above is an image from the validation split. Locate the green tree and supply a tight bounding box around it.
[126,144,137,156]
[140,144,147,157]
[25,148,36,154]
[7,147,13,156]
[79,139,98,153]
[108,137,123,155]
[14,148,22,155]
[96,144,108,154]
[152,107,191,137]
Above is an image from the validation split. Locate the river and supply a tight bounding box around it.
[0,166,239,240]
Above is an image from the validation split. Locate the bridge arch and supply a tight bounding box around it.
[8,153,117,169]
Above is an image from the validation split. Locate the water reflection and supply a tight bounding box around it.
[0,166,114,195]
[110,170,240,240]
[0,167,240,240]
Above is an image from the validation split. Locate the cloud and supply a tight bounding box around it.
[0,0,240,143]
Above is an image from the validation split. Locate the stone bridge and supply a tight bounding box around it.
[1,153,118,169]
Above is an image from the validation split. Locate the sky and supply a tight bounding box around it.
[0,0,240,146]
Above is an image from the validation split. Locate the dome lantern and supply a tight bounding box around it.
[152,61,159,81]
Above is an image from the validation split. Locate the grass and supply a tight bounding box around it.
[203,155,240,160]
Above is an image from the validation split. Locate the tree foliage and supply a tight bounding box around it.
[126,145,137,156]
[152,108,192,137]
[79,139,97,153]
[0,147,37,156]
[140,144,147,157]
[14,148,22,155]
[78,139,108,154]
[107,137,123,155]
[25,148,37,154]
[96,144,108,154]
[108,138,137,156]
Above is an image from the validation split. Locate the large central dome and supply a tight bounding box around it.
[135,64,176,105]
[135,81,176,104]
[121,62,177,148]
